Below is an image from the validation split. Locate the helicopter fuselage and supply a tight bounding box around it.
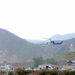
[50,41,63,45]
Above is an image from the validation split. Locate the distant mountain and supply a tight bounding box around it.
[0,29,75,63]
[51,33,75,40]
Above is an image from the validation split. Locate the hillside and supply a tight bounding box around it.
[0,29,75,63]
[0,29,37,62]
[55,52,75,60]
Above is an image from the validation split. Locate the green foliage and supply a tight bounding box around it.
[49,70,58,75]
[33,57,58,67]
[33,57,44,67]
[1,69,75,75]
[24,70,30,75]
[8,71,13,75]
[46,58,58,65]
[40,69,46,75]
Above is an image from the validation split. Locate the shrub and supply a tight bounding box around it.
[15,68,25,75]
[49,70,58,75]
[40,69,46,75]
[0,70,6,75]
[24,70,30,75]
[63,70,70,75]
[8,71,14,75]
[58,71,65,75]
[69,71,75,75]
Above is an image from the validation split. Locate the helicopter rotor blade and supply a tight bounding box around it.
[41,37,51,40]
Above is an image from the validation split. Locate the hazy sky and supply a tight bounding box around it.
[0,0,75,40]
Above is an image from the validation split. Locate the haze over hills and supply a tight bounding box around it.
[51,33,75,40]
[28,33,75,44]
[27,39,44,44]
[0,28,75,63]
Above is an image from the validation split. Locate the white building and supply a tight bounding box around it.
[38,64,53,70]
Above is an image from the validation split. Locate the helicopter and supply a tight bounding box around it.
[42,38,63,45]
[50,40,63,45]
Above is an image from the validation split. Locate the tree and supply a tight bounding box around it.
[33,57,44,67]
[46,58,58,65]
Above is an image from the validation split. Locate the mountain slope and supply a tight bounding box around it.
[58,52,75,60]
[0,29,75,63]
[0,29,36,62]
